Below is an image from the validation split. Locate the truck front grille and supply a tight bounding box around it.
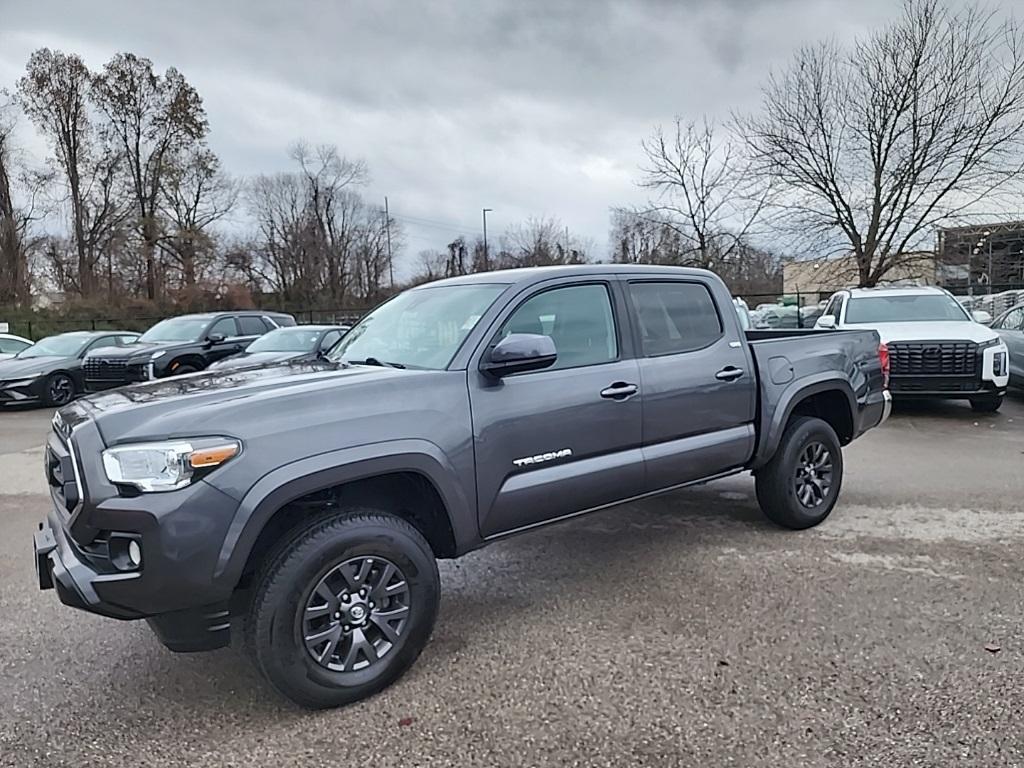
[888,341,978,377]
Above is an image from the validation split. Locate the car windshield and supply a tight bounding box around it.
[138,317,210,343]
[18,335,89,358]
[327,284,505,370]
[844,294,970,324]
[247,327,323,353]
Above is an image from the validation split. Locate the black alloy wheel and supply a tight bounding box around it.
[45,373,75,407]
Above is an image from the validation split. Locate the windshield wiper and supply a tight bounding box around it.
[347,357,406,369]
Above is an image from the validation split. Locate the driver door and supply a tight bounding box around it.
[205,317,244,363]
[468,278,644,538]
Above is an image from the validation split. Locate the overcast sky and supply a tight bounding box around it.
[0,0,904,278]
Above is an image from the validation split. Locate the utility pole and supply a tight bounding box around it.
[482,208,492,271]
[384,196,394,288]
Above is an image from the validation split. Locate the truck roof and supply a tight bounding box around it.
[422,264,717,288]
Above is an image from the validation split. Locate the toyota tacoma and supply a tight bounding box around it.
[34,265,890,708]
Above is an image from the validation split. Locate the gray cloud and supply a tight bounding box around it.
[1,0,904,277]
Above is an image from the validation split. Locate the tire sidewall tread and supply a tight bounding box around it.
[248,508,439,709]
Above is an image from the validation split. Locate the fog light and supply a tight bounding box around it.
[128,540,142,567]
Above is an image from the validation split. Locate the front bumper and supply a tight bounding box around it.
[35,415,243,650]
[0,378,45,404]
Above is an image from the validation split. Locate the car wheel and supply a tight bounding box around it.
[970,395,1002,413]
[169,363,199,376]
[755,416,843,530]
[44,373,76,407]
[247,509,440,709]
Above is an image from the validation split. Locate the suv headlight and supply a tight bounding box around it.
[102,438,240,492]
[978,338,1005,350]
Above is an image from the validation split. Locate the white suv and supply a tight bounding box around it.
[815,286,1010,412]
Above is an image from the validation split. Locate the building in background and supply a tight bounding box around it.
[783,252,937,299]
[936,221,1024,291]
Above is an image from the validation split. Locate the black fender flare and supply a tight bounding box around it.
[212,439,474,586]
[751,375,857,469]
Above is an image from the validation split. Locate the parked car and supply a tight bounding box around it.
[83,310,296,390]
[0,331,139,407]
[815,286,1009,411]
[206,324,350,372]
[0,332,32,361]
[34,265,889,708]
[991,302,1024,389]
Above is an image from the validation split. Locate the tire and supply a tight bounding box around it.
[755,416,843,530]
[970,395,1002,413]
[247,509,440,709]
[43,372,76,407]
[168,363,199,377]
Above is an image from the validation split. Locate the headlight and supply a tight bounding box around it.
[150,350,167,360]
[102,438,240,492]
[978,338,1005,350]
[1,376,40,387]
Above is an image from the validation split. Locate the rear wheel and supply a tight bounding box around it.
[755,416,843,530]
[247,509,439,709]
[44,373,75,407]
[970,395,1002,413]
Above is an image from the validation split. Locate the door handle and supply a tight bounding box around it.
[600,382,639,400]
[715,366,745,382]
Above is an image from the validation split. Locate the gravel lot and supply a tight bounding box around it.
[1,398,1023,767]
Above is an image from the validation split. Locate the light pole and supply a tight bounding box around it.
[482,208,493,272]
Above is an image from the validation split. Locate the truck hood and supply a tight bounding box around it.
[852,321,1001,344]
[76,360,432,444]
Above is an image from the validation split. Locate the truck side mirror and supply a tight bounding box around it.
[817,315,837,329]
[480,333,557,378]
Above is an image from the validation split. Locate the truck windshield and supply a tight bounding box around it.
[139,317,211,343]
[328,284,505,370]
[844,294,969,324]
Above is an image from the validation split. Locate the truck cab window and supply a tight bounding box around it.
[499,284,617,370]
[629,281,722,356]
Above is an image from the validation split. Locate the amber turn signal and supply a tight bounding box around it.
[189,443,240,468]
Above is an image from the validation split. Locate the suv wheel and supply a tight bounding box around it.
[970,395,1002,413]
[248,509,439,709]
[755,416,843,530]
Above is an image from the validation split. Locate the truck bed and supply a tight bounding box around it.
[744,326,886,466]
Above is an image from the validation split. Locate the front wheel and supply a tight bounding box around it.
[755,416,843,530]
[970,395,1002,413]
[44,373,76,407]
[248,510,440,709]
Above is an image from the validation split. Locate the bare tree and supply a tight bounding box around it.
[609,208,686,265]
[18,49,130,299]
[638,116,770,271]
[497,217,589,268]
[92,53,208,300]
[158,146,236,287]
[739,0,1024,286]
[0,99,43,307]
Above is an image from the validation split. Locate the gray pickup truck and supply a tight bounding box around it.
[34,265,890,708]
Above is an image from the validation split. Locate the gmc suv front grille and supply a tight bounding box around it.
[888,341,978,377]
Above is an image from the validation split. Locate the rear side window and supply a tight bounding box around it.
[208,317,238,338]
[269,314,297,328]
[238,316,266,336]
[0,337,29,354]
[498,283,618,371]
[629,281,723,356]
[320,330,343,350]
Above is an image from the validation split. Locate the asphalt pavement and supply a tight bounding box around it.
[1,398,1022,767]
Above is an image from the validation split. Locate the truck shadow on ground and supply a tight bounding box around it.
[61,481,772,721]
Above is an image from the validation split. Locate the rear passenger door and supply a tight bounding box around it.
[624,279,757,491]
